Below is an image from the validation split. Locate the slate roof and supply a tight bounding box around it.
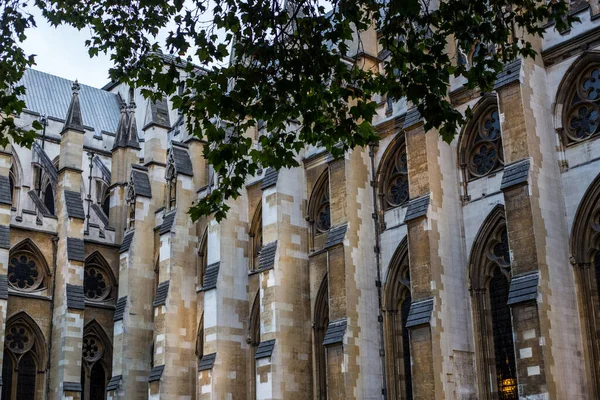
[501,158,530,191]
[63,382,82,392]
[403,106,423,130]
[494,59,522,90]
[66,238,85,262]
[404,194,430,223]
[106,375,122,391]
[0,275,8,300]
[19,69,120,135]
[325,224,347,249]
[202,262,220,291]
[148,365,165,382]
[323,319,347,346]
[0,225,10,250]
[66,284,85,310]
[198,353,216,371]
[64,191,85,220]
[91,204,109,227]
[153,281,170,307]
[93,156,111,183]
[144,98,171,129]
[405,298,434,328]
[131,166,152,198]
[32,142,58,185]
[28,190,53,217]
[0,176,12,206]
[114,296,127,321]
[159,211,176,235]
[507,272,539,306]
[119,231,134,253]
[255,339,276,359]
[259,241,277,271]
[170,144,194,176]
[261,168,279,190]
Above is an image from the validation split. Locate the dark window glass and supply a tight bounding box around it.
[595,252,600,310]
[401,295,413,400]
[90,362,106,400]
[9,175,14,206]
[489,269,517,400]
[102,195,110,218]
[16,352,36,400]
[2,355,13,400]
[44,185,55,215]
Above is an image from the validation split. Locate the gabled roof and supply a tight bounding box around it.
[18,69,121,135]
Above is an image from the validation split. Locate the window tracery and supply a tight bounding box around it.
[311,172,331,234]
[563,65,600,144]
[166,164,177,211]
[380,137,410,210]
[81,321,111,400]
[314,276,329,400]
[8,242,47,293]
[84,252,115,304]
[250,204,263,271]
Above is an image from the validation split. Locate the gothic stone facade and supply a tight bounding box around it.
[1,5,600,400]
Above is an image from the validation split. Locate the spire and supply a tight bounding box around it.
[112,100,140,150]
[62,80,84,133]
[125,101,140,148]
[112,102,129,151]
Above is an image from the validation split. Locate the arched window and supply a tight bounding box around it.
[43,184,55,216]
[8,239,50,293]
[81,320,112,400]
[383,238,413,400]
[459,97,504,181]
[166,165,177,211]
[196,314,204,369]
[1,312,47,400]
[96,180,110,218]
[379,135,410,211]
[84,252,116,304]
[197,228,208,286]
[308,170,331,250]
[249,204,263,271]
[248,294,260,399]
[314,276,329,400]
[570,171,600,398]
[9,171,15,207]
[468,206,517,399]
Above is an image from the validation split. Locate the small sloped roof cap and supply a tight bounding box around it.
[261,168,279,190]
[131,167,152,198]
[507,272,539,305]
[255,339,276,359]
[169,143,194,176]
[323,319,347,346]
[404,194,430,223]
[152,281,170,307]
[202,262,220,291]
[325,224,347,249]
[501,158,530,191]
[405,298,434,328]
[259,241,277,271]
[65,191,85,220]
[198,353,216,371]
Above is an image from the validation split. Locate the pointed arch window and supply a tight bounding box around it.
[1,313,47,400]
[459,99,504,181]
[9,169,16,208]
[379,135,410,210]
[81,321,112,400]
[43,184,55,216]
[196,314,204,369]
[469,207,517,399]
[310,171,331,235]
[561,63,600,144]
[383,239,413,400]
[248,294,260,399]
[8,240,49,293]
[197,228,208,287]
[250,204,263,271]
[84,252,116,304]
[314,276,329,400]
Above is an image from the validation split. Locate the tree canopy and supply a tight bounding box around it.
[1,0,575,220]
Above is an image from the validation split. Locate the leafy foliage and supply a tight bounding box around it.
[1,0,575,220]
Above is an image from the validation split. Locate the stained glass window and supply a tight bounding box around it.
[84,265,111,301]
[467,108,504,179]
[383,142,410,209]
[314,179,331,233]
[8,253,43,292]
[564,67,600,144]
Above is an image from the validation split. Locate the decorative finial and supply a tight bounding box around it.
[72,80,81,94]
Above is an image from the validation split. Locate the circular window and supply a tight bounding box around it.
[82,335,104,363]
[8,253,43,292]
[6,324,34,354]
[84,265,111,302]
[466,108,504,179]
[564,67,600,143]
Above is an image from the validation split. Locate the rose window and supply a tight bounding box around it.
[467,107,504,179]
[565,67,600,143]
[385,148,410,208]
[6,324,33,354]
[82,336,103,363]
[8,253,43,291]
[84,266,110,301]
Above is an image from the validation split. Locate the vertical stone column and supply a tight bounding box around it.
[496,57,585,398]
[255,167,312,399]
[0,145,12,396]
[48,83,87,400]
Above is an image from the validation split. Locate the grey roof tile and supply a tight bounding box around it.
[405,298,434,328]
[0,176,12,205]
[403,106,423,130]
[66,284,85,310]
[114,296,127,321]
[255,339,276,359]
[325,224,347,249]
[106,375,122,391]
[501,158,530,191]
[67,238,85,262]
[507,272,539,306]
[404,194,430,223]
[259,241,277,271]
[145,98,171,129]
[148,365,165,382]
[63,382,82,392]
[171,144,194,176]
[62,82,84,132]
[28,190,53,217]
[261,168,279,190]
[64,190,85,220]
[323,319,347,346]
[32,142,58,185]
[153,280,170,307]
[119,231,134,254]
[159,211,176,235]
[494,59,522,90]
[0,225,9,250]
[198,353,216,371]
[91,204,109,227]
[131,167,152,198]
[93,156,111,183]
[202,262,220,291]
[0,275,8,300]
[19,69,121,135]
